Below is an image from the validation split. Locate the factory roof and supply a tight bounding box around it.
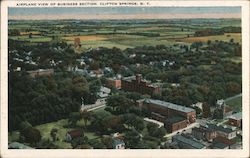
[145,99,195,113]
[173,135,205,149]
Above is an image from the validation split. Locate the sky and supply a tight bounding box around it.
[8,7,241,20]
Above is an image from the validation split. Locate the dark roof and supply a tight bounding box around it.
[193,126,215,133]
[67,130,82,138]
[213,142,229,149]
[165,116,186,124]
[173,135,205,149]
[207,124,235,133]
[145,99,195,113]
[112,138,125,148]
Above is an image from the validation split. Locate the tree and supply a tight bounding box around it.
[88,139,106,149]
[68,112,81,127]
[101,136,113,149]
[124,129,141,148]
[20,127,41,145]
[71,136,89,149]
[50,128,58,142]
[80,110,92,129]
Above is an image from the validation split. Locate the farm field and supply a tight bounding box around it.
[178,33,241,44]
[9,19,241,49]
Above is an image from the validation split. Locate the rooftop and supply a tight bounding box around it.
[213,142,229,149]
[173,135,205,149]
[207,124,235,133]
[145,99,195,113]
[165,116,186,124]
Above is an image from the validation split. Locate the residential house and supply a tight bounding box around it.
[65,129,83,142]
[111,133,125,149]
[97,86,111,102]
[228,112,242,127]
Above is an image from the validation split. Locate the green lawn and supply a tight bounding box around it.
[225,95,242,112]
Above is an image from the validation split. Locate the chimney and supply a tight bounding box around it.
[136,74,142,83]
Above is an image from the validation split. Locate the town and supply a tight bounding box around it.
[8,18,242,149]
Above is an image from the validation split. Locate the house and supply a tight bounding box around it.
[228,112,242,127]
[112,138,125,149]
[97,86,111,102]
[8,142,33,149]
[164,116,187,133]
[172,135,206,149]
[192,125,217,142]
[207,124,237,140]
[65,129,83,142]
[111,133,125,149]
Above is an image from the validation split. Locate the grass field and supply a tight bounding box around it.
[178,33,241,44]
[62,35,107,41]
[225,95,242,112]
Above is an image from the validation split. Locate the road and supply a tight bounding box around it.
[144,118,164,127]
[87,104,106,111]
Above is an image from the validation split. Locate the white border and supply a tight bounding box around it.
[1,1,249,158]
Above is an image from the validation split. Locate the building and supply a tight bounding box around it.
[106,78,122,89]
[65,129,83,142]
[138,99,196,124]
[112,138,125,149]
[111,133,125,149]
[192,125,217,142]
[164,116,187,133]
[74,38,81,48]
[228,112,242,127]
[172,135,206,149]
[27,69,54,78]
[121,74,161,96]
[212,136,236,149]
[97,86,111,102]
[207,124,237,140]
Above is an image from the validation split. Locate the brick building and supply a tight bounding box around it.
[192,125,217,142]
[27,69,54,78]
[106,78,122,89]
[138,99,196,124]
[121,74,161,96]
[164,116,187,133]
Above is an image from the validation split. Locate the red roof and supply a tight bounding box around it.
[68,130,82,138]
[214,136,235,145]
[225,106,233,113]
